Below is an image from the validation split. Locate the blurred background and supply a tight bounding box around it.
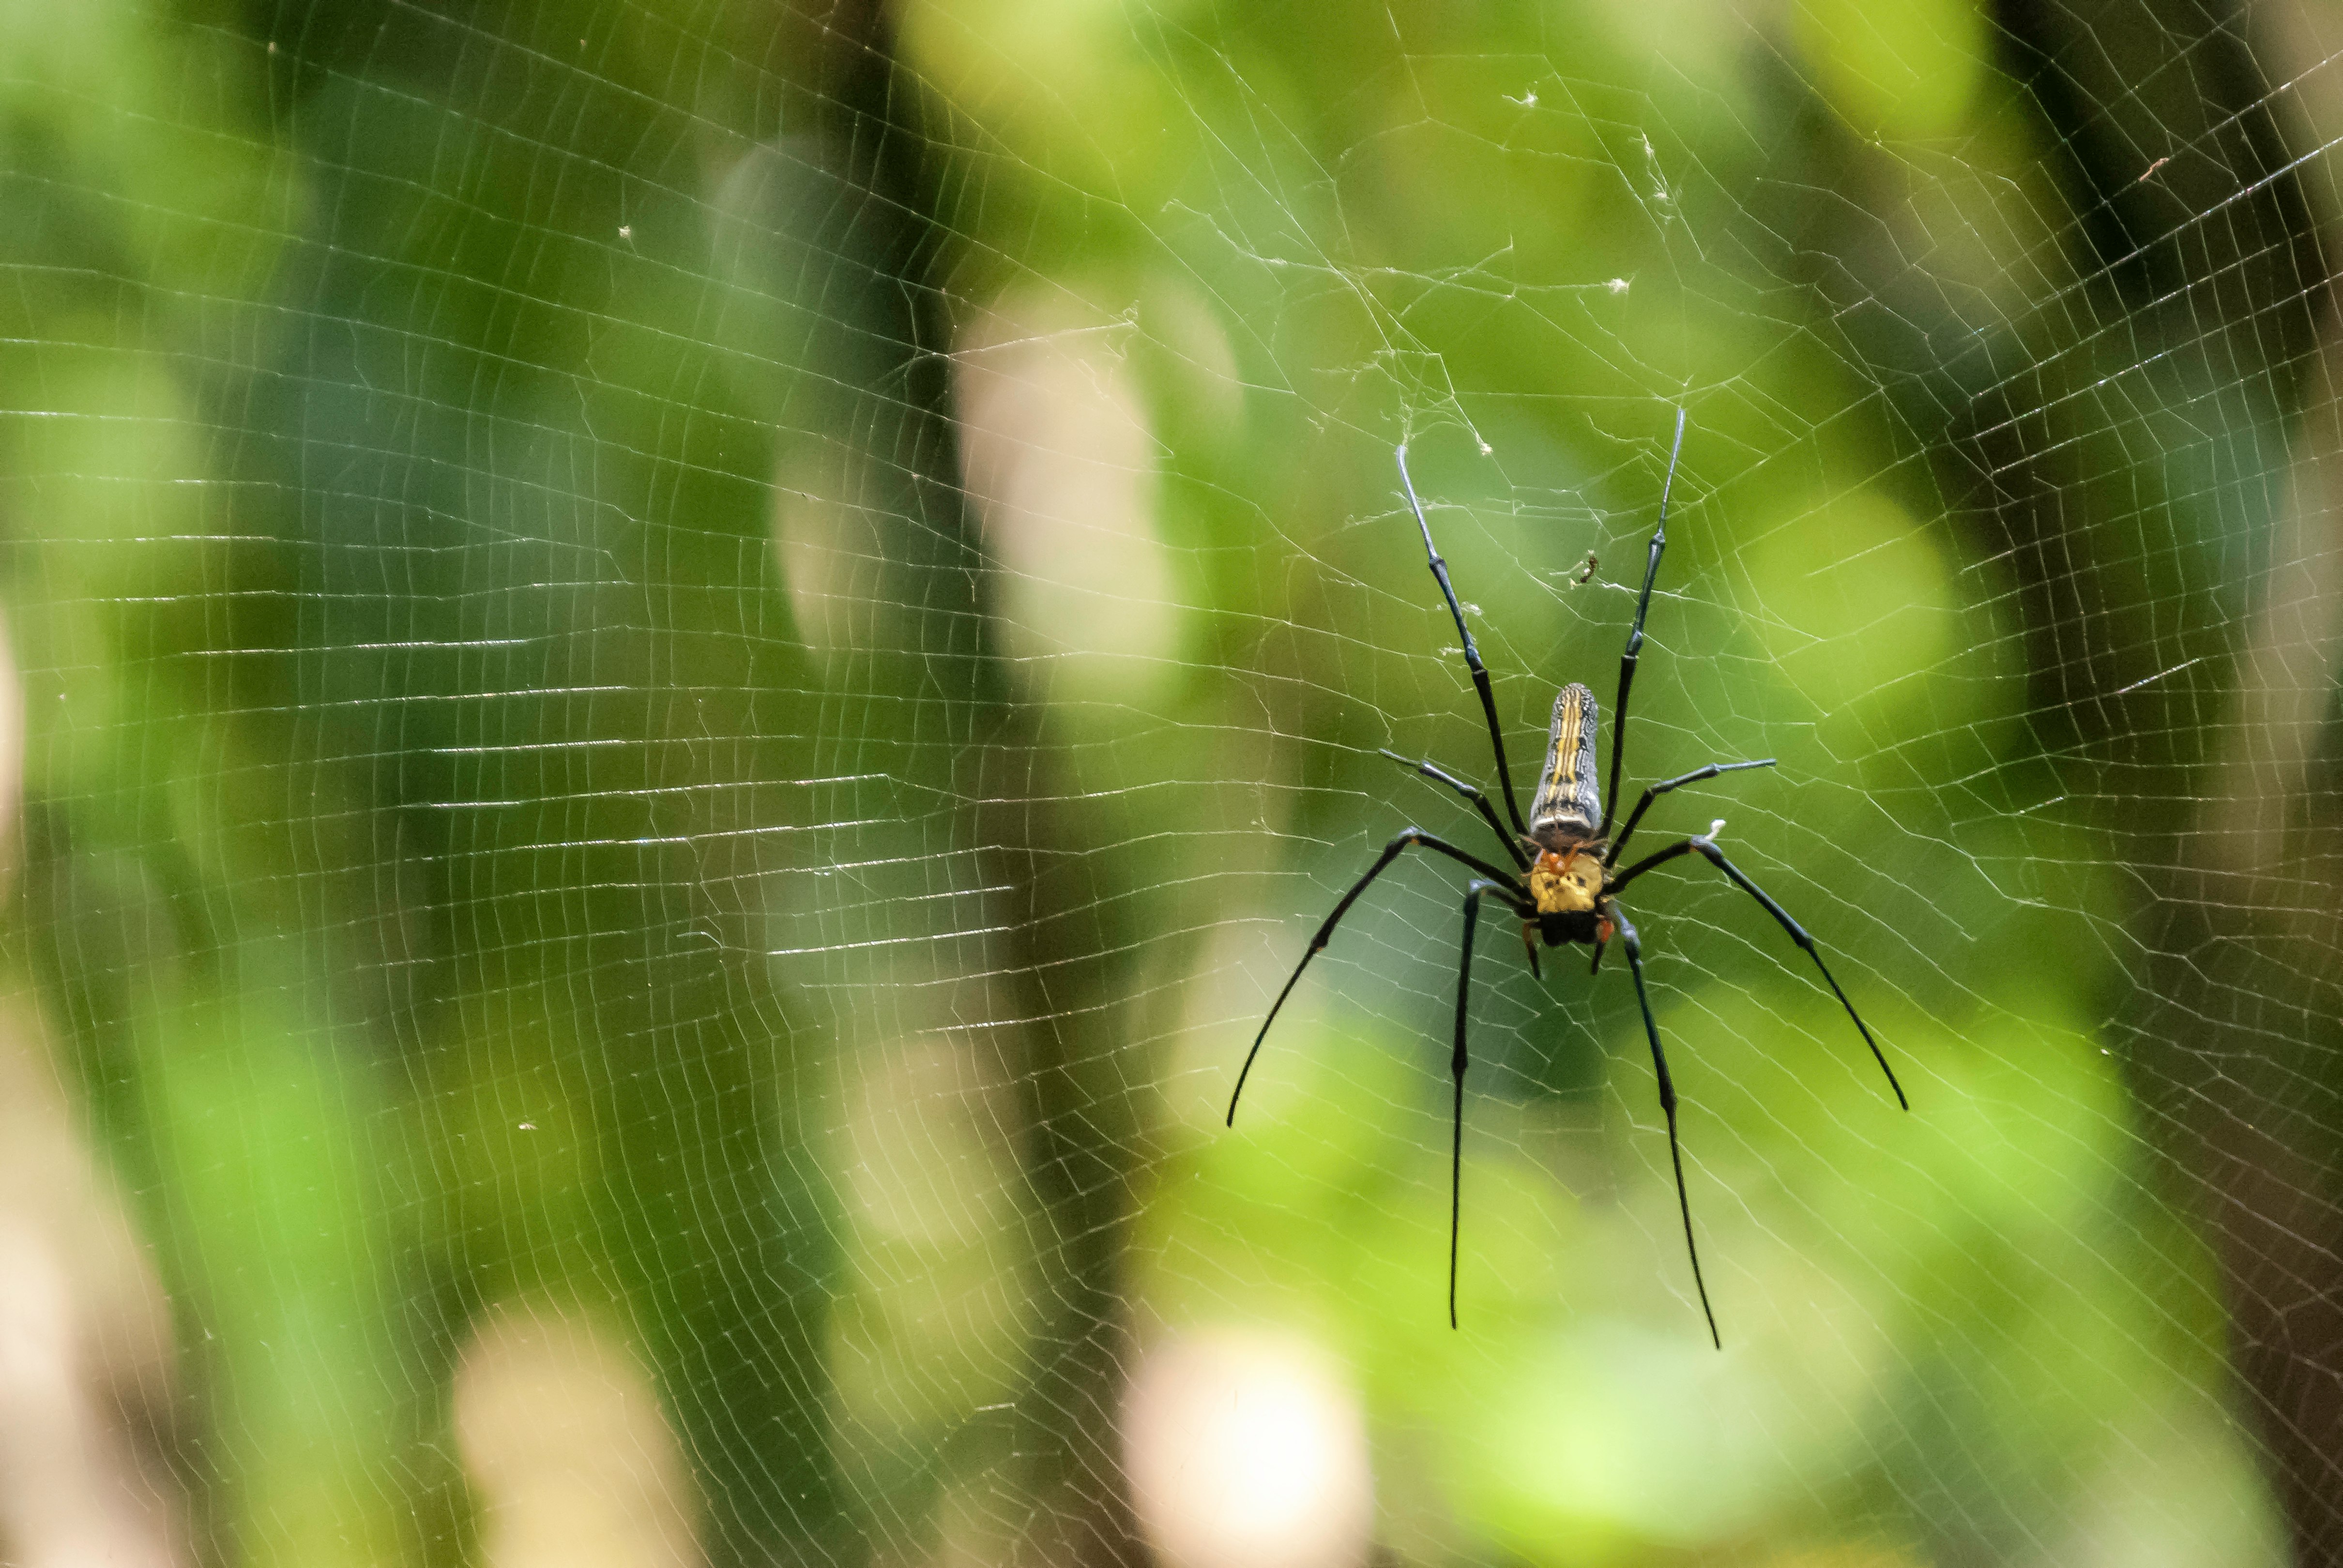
[0,0,2338,1565]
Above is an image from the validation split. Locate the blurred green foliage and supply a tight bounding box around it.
[0,0,2317,1565]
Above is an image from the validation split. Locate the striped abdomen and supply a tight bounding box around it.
[1529,682,1602,848]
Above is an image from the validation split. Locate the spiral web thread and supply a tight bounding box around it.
[0,2,2339,1566]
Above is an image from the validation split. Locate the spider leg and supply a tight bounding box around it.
[1613,907,1722,1350]
[1396,445,1529,839]
[1603,757,1777,869]
[1609,836,1908,1110]
[1608,836,1699,892]
[1520,920,1543,980]
[1598,408,1688,842]
[1381,749,1531,869]
[1230,828,1525,1126]
[1449,880,1515,1328]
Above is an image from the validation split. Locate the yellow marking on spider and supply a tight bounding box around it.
[1546,685,1587,800]
[1528,847,1602,916]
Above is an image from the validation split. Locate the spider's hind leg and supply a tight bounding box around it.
[1396,446,1530,839]
[1599,408,1689,841]
[1382,748,1530,870]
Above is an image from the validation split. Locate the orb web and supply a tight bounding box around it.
[0,2,2335,1566]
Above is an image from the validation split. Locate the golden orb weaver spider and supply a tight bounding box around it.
[1226,411,1909,1346]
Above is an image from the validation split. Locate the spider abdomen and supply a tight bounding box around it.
[1529,682,1602,847]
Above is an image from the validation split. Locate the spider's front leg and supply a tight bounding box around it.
[1610,904,1722,1349]
[1229,828,1520,1125]
[1610,833,1907,1109]
[1450,878,1536,1328]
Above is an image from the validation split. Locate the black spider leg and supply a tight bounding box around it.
[1396,445,1529,839]
[1450,879,1525,1328]
[1380,749,1531,870]
[1611,836,1909,1110]
[1604,758,1778,870]
[1598,407,1689,843]
[1229,828,1524,1126]
[1589,755,1780,977]
[1613,907,1722,1349]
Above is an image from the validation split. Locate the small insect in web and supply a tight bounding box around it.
[1226,411,1909,1345]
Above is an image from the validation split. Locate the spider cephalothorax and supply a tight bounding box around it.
[1226,410,1910,1346]
[1526,844,1602,919]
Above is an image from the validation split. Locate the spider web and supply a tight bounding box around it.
[0,1,2336,1566]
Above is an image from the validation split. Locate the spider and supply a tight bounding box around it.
[1226,411,1908,1346]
